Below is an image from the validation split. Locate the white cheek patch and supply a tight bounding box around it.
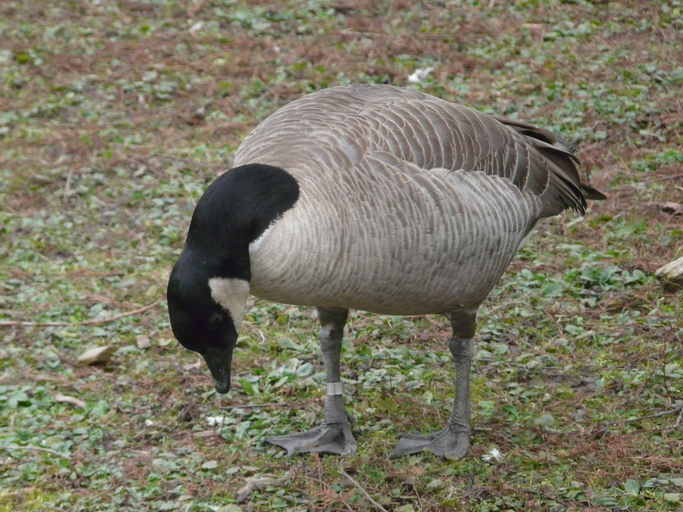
[249,220,275,254]
[208,278,250,330]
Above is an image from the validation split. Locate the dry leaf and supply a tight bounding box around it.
[656,255,683,285]
[54,394,86,408]
[77,345,115,365]
[237,473,289,503]
[661,202,683,215]
[522,23,545,39]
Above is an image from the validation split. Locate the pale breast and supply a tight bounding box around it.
[248,156,542,315]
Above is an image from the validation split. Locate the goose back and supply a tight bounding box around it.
[234,84,586,216]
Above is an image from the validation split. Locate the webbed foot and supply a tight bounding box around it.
[390,427,469,460]
[267,421,356,456]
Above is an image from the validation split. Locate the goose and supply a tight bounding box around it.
[167,84,605,459]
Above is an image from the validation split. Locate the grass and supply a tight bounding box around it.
[1,0,681,510]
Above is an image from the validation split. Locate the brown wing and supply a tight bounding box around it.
[234,84,605,216]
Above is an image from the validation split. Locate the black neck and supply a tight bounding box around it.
[187,164,298,247]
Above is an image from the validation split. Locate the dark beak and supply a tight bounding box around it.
[201,345,234,394]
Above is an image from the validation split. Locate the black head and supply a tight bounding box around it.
[167,163,299,393]
[167,250,236,393]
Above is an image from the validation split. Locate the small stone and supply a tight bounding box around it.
[136,335,151,349]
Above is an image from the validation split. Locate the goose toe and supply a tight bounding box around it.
[267,422,356,456]
[391,428,470,460]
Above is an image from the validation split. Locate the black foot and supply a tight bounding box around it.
[390,428,469,460]
[267,422,356,456]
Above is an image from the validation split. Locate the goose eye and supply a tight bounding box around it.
[208,311,225,327]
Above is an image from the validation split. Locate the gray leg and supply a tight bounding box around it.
[267,307,356,456]
[391,309,476,459]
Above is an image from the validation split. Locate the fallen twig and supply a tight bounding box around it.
[618,406,683,424]
[218,399,313,410]
[545,406,683,437]
[229,403,279,410]
[340,28,454,41]
[222,403,288,409]
[554,406,683,437]
[2,444,70,460]
[341,469,389,512]
[0,300,159,327]
[63,168,73,198]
